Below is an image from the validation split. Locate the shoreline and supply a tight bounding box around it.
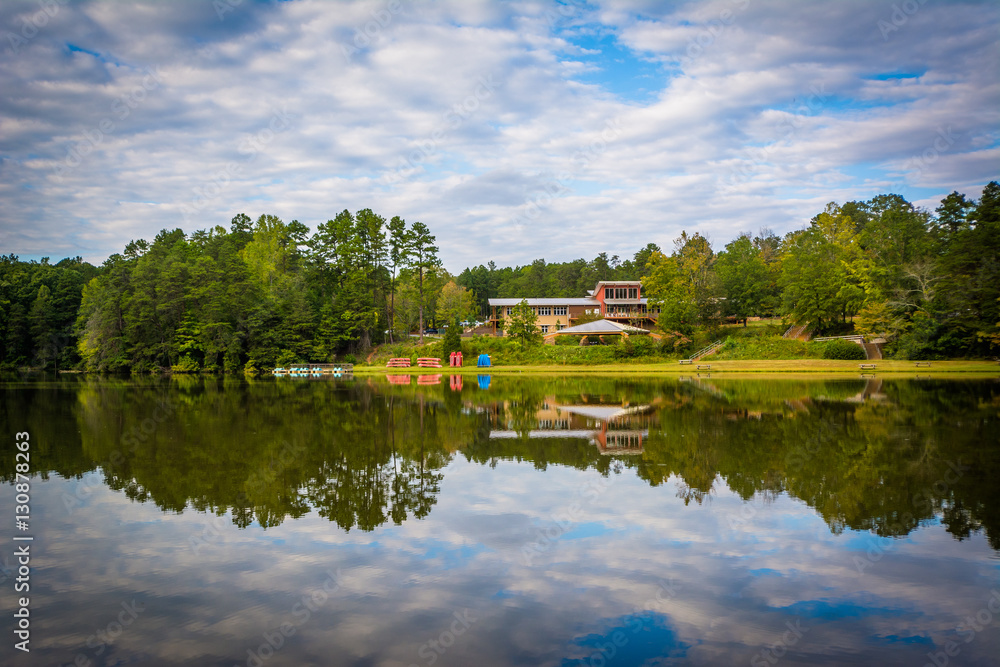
[353,359,1000,375]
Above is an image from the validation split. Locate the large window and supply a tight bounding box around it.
[610,287,638,299]
[540,325,549,333]
[554,306,567,316]
[538,306,551,316]
[506,307,513,315]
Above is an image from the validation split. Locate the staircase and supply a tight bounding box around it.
[812,334,882,361]
[687,340,723,362]
[783,323,810,341]
[862,341,882,360]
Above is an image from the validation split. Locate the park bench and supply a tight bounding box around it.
[697,364,711,371]
[679,359,693,365]
[417,357,442,368]
[386,358,411,368]
[859,364,876,371]
[914,362,931,367]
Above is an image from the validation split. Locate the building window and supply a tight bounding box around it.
[629,288,637,299]
[538,306,551,316]
[506,307,513,315]
[554,306,567,316]
[540,325,549,333]
[604,288,613,299]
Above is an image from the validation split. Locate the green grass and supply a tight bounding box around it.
[354,359,1000,375]
[355,329,1000,374]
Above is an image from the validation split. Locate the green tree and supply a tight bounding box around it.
[778,227,844,333]
[387,216,411,342]
[715,233,768,326]
[504,299,541,346]
[406,221,439,344]
[436,280,476,328]
[642,251,698,333]
[641,232,717,332]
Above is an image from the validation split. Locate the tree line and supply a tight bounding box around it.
[2,211,460,372]
[1,182,996,371]
[457,183,1000,359]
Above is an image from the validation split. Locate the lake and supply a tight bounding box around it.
[2,374,999,666]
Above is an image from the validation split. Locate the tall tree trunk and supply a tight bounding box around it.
[418,268,424,345]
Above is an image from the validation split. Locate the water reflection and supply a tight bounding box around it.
[1,374,999,666]
[2,374,998,546]
[488,395,656,455]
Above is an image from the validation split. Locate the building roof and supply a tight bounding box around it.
[593,280,641,288]
[550,319,650,336]
[554,405,638,421]
[488,297,598,307]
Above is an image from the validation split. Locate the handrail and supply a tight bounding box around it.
[687,340,723,361]
[812,335,865,342]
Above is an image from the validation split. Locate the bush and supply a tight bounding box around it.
[441,324,462,357]
[130,360,161,374]
[554,335,584,346]
[614,335,660,359]
[171,355,200,373]
[821,339,866,360]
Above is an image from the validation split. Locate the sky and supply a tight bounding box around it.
[1,0,998,273]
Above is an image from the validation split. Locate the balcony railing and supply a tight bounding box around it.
[603,309,658,319]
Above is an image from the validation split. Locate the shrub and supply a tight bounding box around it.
[821,339,866,360]
[614,336,635,360]
[441,324,462,357]
[615,335,660,359]
[130,360,160,374]
[554,335,584,346]
[171,355,200,373]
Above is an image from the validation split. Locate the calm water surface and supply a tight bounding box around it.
[1,374,999,666]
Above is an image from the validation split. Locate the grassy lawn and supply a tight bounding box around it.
[346,328,999,376]
[354,359,1000,375]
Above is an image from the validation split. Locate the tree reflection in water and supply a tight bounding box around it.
[1,374,997,548]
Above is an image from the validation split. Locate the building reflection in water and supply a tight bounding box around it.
[487,396,657,454]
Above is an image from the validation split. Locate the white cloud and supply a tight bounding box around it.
[0,0,996,269]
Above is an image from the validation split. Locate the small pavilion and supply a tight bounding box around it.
[541,318,661,345]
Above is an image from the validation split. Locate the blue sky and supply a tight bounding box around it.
[1,0,997,272]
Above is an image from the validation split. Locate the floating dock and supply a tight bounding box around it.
[272,363,354,377]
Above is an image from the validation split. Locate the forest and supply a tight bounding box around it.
[0,182,997,371]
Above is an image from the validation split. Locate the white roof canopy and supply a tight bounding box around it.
[549,319,650,336]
